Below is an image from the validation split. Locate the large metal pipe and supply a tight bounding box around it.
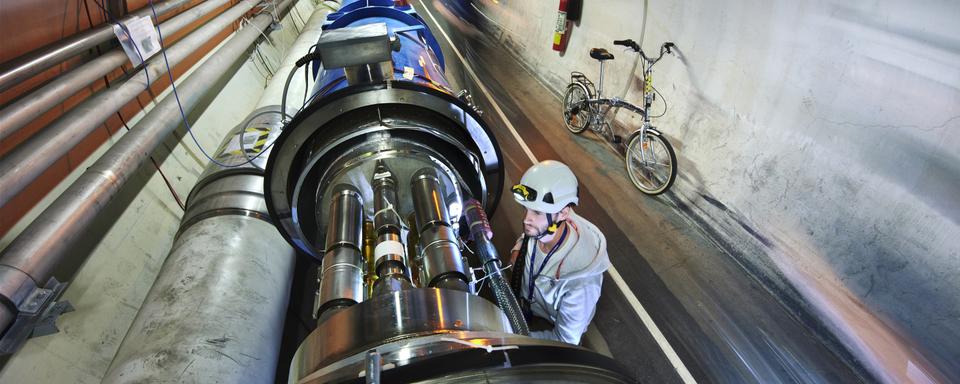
[316,184,365,320]
[0,0,193,93]
[0,0,262,208]
[0,0,232,141]
[0,1,290,338]
[410,167,469,291]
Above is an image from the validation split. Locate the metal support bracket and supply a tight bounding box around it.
[0,278,74,355]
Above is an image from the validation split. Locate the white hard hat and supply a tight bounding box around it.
[512,160,579,213]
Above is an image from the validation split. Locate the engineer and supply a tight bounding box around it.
[509,160,610,345]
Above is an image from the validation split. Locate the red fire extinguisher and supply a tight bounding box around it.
[553,0,582,52]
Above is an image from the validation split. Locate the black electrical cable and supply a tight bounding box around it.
[280,50,322,118]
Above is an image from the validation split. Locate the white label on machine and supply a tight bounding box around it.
[113,16,161,66]
[374,240,406,259]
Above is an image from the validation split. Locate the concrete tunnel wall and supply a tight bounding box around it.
[478,0,959,382]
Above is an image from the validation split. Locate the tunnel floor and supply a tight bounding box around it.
[415,1,870,383]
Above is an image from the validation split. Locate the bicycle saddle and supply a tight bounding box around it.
[590,48,615,61]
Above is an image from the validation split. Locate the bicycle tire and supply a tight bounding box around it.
[563,83,590,134]
[625,129,677,195]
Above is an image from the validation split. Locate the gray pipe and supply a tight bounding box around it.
[410,168,469,291]
[101,214,295,383]
[316,184,366,321]
[0,0,261,208]
[0,0,193,93]
[0,0,291,338]
[0,0,232,141]
[102,108,294,383]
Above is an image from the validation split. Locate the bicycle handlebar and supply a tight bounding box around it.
[613,39,641,52]
[614,39,677,64]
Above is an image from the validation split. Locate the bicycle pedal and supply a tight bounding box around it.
[612,135,623,144]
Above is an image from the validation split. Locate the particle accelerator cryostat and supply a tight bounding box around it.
[101,1,634,382]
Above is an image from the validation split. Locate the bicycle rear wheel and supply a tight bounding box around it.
[563,84,590,134]
[625,130,677,195]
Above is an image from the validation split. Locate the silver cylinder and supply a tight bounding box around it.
[410,168,451,232]
[417,225,468,291]
[410,168,468,291]
[317,247,365,320]
[0,0,232,141]
[316,184,365,319]
[372,160,402,235]
[324,185,364,251]
[102,215,294,384]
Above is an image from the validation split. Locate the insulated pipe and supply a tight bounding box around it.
[0,1,291,338]
[0,0,193,93]
[463,199,529,335]
[0,0,262,208]
[410,167,469,291]
[316,184,365,320]
[0,0,232,141]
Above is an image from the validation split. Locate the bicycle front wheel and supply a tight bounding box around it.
[563,84,590,134]
[625,130,677,195]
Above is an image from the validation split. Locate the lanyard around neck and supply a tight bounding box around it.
[527,225,569,301]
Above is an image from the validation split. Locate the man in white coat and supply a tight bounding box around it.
[509,160,610,345]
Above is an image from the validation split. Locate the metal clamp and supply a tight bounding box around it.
[0,278,74,354]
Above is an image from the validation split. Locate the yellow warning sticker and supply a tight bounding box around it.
[403,66,415,80]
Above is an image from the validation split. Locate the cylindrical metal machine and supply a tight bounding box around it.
[263,1,633,383]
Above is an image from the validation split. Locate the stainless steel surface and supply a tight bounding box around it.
[0,0,192,93]
[371,273,412,297]
[0,0,262,208]
[317,247,365,318]
[264,85,503,259]
[372,160,402,234]
[324,185,364,251]
[416,222,467,288]
[365,349,381,384]
[315,23,392,69]
[0,0,232,141]
[101,215,295,383]
[410,167,452,231]
[296,331,616,384]
[179,173,271,232]
[316,185,365,318]
[0,4,287,336]
[297,288,511,378]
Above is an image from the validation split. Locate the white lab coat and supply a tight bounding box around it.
[515,211,610,345]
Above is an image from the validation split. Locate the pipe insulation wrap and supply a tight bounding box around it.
[0,3,287,337]
[0,0,262,207]
[0,0,234,141]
